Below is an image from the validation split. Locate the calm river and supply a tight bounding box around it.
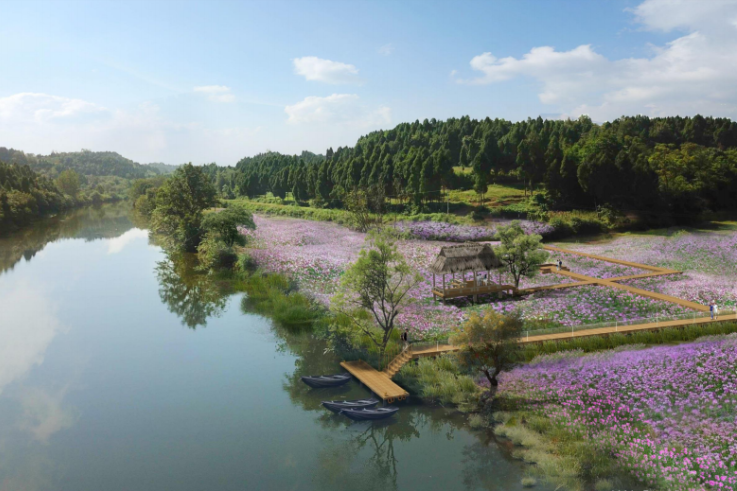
[0,204,541,491]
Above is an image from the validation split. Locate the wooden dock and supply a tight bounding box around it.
[340,360,409,402]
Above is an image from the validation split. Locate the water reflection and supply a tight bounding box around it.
[0,204,135,274]
[0,206,548,491]
[0,281,63,396]
[155,255,227,329]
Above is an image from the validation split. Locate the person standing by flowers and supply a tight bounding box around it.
[710,301,715,320]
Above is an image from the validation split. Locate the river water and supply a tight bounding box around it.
[0,204,541,491]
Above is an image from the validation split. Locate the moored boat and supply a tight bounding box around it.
[301,374,352,388]
[340,406,399,421]
[321,398,379,412]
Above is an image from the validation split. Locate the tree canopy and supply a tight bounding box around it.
[494,221,548,288]
[201,114,737,222]
[450,309,524,386]
[150,163,218,252]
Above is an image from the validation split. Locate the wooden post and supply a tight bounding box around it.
[473,268,478,304]
[442,274,446,304]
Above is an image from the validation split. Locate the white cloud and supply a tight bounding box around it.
[106,228,149,254]
[193,85,235,103]
[293,56,361,84]
[456,0,737,120]
[0,92,108,124]
[0,282,63,397]
[378,44,394,56]
[285,94,391,127]
[18,386,75,443]
[0,92,266,164]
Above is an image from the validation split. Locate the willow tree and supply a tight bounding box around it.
[332,231,421,366]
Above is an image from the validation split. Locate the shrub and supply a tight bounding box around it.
[196,232,238,270]
[397,355,480,410]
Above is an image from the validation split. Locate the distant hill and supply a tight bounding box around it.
[0,147,172,180]
[144,162,179,175]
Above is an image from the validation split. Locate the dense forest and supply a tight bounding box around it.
[0,161,71,231]
[216,115,737,221]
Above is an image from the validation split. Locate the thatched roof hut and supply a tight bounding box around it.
[429,243,500,274]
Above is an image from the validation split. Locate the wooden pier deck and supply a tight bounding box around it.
[340,360,409,402]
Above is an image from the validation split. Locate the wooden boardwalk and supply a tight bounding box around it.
[520,313,737,344]
[552,267,709,312]
[543,245,679,273]
[340,360,409,402]
[341,244,722,400]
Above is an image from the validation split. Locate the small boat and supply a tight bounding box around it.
[340,407,399,421]
[301,374,352,388]
[322,398,379,412]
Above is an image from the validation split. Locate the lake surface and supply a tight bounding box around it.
[0,205,540,491]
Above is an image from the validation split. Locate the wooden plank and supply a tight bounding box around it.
[520,313,737,344]
[410,344,459,357]
[340,360,409,401]
[551,268,709,312]
[517,280,598,294]
[544,245,667,272]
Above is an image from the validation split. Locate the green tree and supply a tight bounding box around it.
[332,231,422,365]
[494,221,548,288]
[450,310,523,387]
[201,205,255,247]
[55,169,81,197]
[150,163,217,252]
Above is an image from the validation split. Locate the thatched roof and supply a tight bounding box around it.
[429,243,501,274]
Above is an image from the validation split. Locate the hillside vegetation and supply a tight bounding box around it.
[204,115,737,225]
[0,161,72,231]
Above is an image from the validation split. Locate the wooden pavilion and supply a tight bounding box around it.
[429,244,514,302]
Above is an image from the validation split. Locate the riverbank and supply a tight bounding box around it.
[0,211,547,490]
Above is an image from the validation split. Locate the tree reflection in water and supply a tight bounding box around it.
[155,254,227,329]
[0,203,134,274]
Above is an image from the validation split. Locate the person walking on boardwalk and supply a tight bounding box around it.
[401,329,409,350]
[556,259,560,271]
[710,301,715,320]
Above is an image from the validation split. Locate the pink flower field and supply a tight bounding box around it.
[499,337,737,490]
[244,216,736,335]
[562,232,737,309]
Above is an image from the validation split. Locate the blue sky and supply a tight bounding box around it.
[1,0,736,165]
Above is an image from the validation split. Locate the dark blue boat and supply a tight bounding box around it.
[340,406,399,421]
[322,398,379,412]
[301,374,351,388]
